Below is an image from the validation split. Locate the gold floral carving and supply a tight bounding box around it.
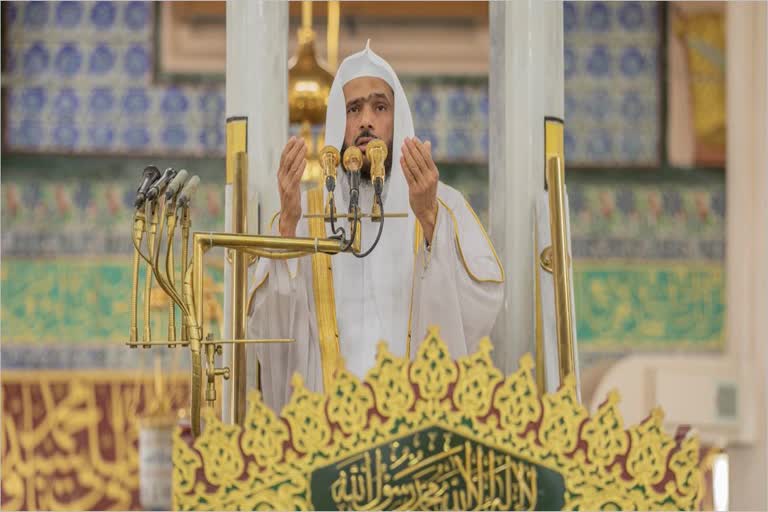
[173,327,706,511]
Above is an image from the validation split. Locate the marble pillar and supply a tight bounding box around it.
[222,0,288,422]
[725,3,768,509]
[488,1,564,374]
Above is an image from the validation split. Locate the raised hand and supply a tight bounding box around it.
[277,136,307,237]
[400,137,439,244]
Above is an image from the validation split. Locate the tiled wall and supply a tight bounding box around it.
[3,1,661,166]
[564,1,661,165]
[3,1,225,156]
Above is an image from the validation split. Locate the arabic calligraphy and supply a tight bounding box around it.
[317,427,549,511]
[1,371,188,511]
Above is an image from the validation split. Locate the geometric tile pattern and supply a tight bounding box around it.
[2,1,226,156]
[3,1,662,166]
[564,1,661,165]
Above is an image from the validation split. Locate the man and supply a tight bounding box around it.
[248,43,504,411]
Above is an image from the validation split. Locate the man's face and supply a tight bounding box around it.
[341,76,394,181]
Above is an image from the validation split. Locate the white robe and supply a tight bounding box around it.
[247,184,504,410]
[246,43,504,411]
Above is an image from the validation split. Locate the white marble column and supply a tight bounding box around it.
[488,1,564,374]
[725,3,768,509]
[222,0,288,421]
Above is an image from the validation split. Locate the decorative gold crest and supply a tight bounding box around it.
[173,328,706,511]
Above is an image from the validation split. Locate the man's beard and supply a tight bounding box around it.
[340,136,393,182]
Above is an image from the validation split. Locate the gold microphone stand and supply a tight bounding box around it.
[127,144,407,437]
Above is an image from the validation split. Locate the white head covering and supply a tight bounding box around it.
[324,41,416,375]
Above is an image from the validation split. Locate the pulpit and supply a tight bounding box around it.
[172,330,706,510]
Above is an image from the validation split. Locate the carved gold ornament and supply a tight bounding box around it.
[173,328,706,511]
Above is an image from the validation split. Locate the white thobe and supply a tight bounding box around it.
[247,182,504,412]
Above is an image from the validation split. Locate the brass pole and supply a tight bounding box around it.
[534,230,546,395]
[143,203,159,344]
[166,206,177,343]
[230,152,248,425]
[180,207,191,341]
[130,211,146,344]
[327,1,340,71]
[546,156,576,383]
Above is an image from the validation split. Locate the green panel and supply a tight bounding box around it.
[1,258,224,343]
[574,262,724,351]
[308,426,565,511]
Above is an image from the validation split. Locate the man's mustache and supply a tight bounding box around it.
[355,130,378,146]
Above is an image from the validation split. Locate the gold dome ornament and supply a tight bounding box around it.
[288,27,334,125]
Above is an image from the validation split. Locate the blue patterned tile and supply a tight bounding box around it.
[21,87,47,114]
[88,43,116,75]
[199,125,224,151]
[52,87,81,116]
[120,124,151,150]
[563,127,576,162]
[22,42,50,78]
[51,122,80,149]
[585,128,614,162]
[617,2,650,32]
[618,131,652,162]
[564,2,578,33]
[122,43,150,79]
[160,87,191,118]
[16,119,46,149]
[477,91,488,121]
[412,87,438,125]
[88,87,115,115]
[445,129,473,160]
[87,124,116,150]
[55,1,83,29]
[582,88,613,122]
[3,45,19,78]
[619,46,652,78]
[121,87,151,115]
[564,46,577,80]
[53,42,84,78]
[160,123,189,150]
[620,90,647,122]
[5,2,19,26]
[447,88,473,122]
[585,2,612,32]
[90,1,116,31]
[585,44,613,78]
[23,1,51,30]
[123,1,150,31]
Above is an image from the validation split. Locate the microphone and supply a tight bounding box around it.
[319,146,340,193]
[366,139,387,195]
[342,146,363,210]
[146,167,177,202]
[176,176,200,210]
[165,169,190,201]
[134,166,161,208]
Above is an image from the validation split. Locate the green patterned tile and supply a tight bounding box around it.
[574,261,724,351]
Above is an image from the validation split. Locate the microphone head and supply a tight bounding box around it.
[366,139,387,161]
[320,146,340,179]
[134,165,161,208]
[165,169,190,200]
[342,146,363,174]
[146,167,176,202]
[366,140,387,182]
[177,175,200,209]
